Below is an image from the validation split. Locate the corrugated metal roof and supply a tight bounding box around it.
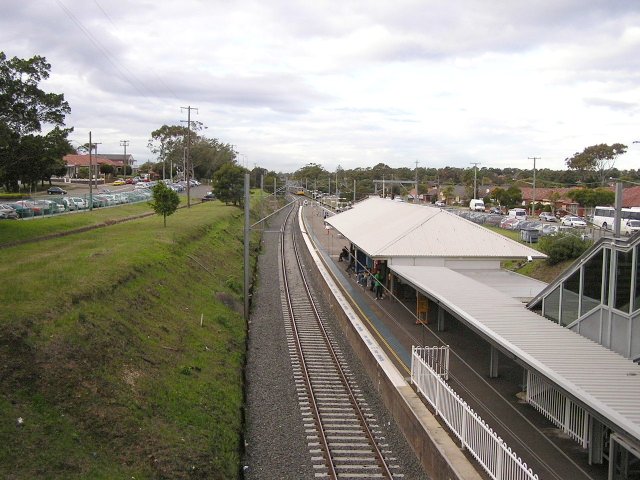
[326,197,545,259]
[392,265,640,444]
[453,269,547,302]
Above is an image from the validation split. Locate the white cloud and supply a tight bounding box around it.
[2,0,640,174]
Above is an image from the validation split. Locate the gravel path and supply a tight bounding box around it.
[243,204,428,479]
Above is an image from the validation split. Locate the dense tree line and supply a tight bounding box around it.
[290,156,640,204]
[0,52,73,192]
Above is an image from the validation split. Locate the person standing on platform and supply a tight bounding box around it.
[374,270,384,299]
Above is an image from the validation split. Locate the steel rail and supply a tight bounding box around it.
[279,204,338,479]
[290,207,395,479]
[279,200,396,479]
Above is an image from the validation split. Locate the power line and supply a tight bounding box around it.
[55,0,176,100]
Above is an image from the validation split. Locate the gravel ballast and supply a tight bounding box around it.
[243,205,428,479]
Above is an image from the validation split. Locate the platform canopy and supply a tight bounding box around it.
[326,197,545,260]
[392,264,640,446]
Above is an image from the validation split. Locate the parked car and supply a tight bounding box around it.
[112,179,125,186]
[489,206,502,215]
[541,224,560,236]
[0,204,19,219]
[561,216,587,228]
[202,192,216,202]
[539,212,557,222]
[33,199,63,214]
[47,186,67,195]
[434,200,446,207]
[5,202,34,218]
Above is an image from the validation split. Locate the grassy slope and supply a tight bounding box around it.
[0,197,196,245]
[484,225,573,282]
[0,202,247,479]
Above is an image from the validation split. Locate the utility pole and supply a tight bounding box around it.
[89,131,93,211]
[414,159,419,203]
[470,162,481,199]
[88,134,101,211]
[120,140,130,178]
[528,156,540,216]
[181,105,198,207]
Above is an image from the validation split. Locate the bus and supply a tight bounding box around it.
[592,206,640,234]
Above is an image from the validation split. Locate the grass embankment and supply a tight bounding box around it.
[484,225,573,282]
[0,202,248,479]
[0,196,200,246]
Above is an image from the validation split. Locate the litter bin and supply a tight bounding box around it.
[520,228,539,243]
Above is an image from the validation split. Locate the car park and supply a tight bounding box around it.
[47,186,67,195]
[561,216,587,228]
[539,212,557,222]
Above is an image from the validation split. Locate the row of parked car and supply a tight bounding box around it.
[454,210,591,239]
[0,189,154,219]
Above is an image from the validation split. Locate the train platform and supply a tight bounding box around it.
[301,201,608,480]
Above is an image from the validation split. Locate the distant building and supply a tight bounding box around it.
[63,154,119,179]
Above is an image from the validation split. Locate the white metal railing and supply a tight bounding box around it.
[411,346,538,480]
[412,345,450,380]
[526,371,590,448]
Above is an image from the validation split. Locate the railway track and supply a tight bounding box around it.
[278,203,403,479]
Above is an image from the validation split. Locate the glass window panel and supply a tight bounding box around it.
[615,249,633,313]
[581,250,603,315]
[562,270,580,326]
[544,285,561,323]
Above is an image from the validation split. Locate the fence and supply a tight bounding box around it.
[526,370,589,448]
[411,346,538,480]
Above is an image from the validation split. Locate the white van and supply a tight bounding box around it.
[508,208,527,219]
[469,199,485,212]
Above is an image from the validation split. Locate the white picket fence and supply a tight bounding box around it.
[411,346,538,480]
[526,370,589,448]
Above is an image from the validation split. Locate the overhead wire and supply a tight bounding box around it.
[55,0,178,101]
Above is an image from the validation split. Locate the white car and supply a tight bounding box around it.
[434,200,446,207]
[539,212,557,222]
[626,220,640,236]
[561,216,587,228]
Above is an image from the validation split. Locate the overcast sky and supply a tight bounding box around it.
[3,0,640,174]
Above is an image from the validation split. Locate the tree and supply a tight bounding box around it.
[148,123,235,181]
[0,52,72,191]
[212,163,245,206]
[100,164,115,176]
[442,185,455,204]
[567,188,615,208]
[491,186,522,208]
[149,182,180,227]
[565,143,627,185]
